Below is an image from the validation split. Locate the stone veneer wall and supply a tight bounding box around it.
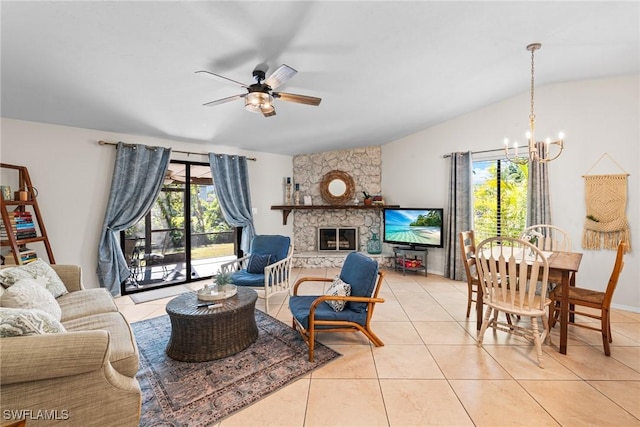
[292,146,392,268]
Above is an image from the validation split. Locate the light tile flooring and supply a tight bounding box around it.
[115,268,640,427]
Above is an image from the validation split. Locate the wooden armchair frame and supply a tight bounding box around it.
[290,271,385,362]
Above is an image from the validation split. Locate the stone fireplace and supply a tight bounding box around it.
[289,146,393,268]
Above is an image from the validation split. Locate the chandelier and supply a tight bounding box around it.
[504,43,564,164]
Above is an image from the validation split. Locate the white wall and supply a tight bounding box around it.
[2,76,637,310]
[0,119,293,289]
[382,75,640,311]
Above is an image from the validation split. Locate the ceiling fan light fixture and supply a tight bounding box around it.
[244,92,274,114]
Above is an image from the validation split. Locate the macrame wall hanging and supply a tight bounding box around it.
[582,153,631,252]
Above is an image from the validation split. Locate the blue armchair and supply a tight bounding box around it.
[220,235,293,315]
[289,252,385,361]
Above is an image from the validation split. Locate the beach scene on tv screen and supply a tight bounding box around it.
[385,210,442,245]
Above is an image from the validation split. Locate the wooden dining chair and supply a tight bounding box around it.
[476,236,551,368]
[521,224,572,287]
[520,224,572,252]
[548,241,626,356]
[459,231,480,318]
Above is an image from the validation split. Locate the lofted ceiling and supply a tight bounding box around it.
[1,1,638,156]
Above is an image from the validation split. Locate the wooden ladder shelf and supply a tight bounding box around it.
[0,163,55,265]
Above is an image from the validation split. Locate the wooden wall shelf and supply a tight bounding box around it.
[271,204,399,225]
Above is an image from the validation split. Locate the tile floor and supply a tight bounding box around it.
[115,267,640,427]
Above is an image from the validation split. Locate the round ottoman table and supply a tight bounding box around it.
[165,287,258,362]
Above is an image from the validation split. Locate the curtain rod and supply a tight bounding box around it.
[442,148,504,158]
[97,140,257,161]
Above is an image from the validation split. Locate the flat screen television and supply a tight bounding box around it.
[383,207,444,249]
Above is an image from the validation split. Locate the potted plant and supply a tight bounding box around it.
[362,191,373,206]
[215,273,233,287]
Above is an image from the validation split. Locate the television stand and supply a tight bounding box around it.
[393,246,427,277]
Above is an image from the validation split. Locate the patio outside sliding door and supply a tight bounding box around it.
[121,160,237,295]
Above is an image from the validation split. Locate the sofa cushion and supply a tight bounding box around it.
[57,288,118,322]
[0,259,68,298]
[63,312,139,377]
[1,278,62,320]
[0,307,66,337]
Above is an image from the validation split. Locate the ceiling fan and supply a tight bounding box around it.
[196,64,321,117]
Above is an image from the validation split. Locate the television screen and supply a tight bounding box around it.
[383,208,444,248]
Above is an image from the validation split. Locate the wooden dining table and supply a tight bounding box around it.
[475,250,583,355]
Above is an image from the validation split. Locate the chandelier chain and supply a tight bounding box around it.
[530,47,536,123]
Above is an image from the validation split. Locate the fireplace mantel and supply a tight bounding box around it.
[271,204,399,225]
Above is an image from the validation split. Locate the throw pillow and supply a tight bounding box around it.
[324,277,351,312]
[0,307,66,338]
[0,278,62,321]
[0,259,68,298]
[247,254,272,274]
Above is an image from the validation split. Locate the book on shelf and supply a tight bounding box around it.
[16,231,38,239]
[2,247,38,265]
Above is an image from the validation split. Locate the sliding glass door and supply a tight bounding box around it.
[121,160,237,295]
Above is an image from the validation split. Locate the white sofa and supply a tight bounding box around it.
[0,263,141,426]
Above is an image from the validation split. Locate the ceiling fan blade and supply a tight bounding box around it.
[203,94,246,107]
[264,64,297,90]
[273,92,322,106]
[195,70,249,88]
[262,108,277,118]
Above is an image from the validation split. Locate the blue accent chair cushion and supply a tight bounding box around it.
[246,254,272,274]
[250,235,290,262]
[289,296,367,330]
[230,270,266,287]
[231,235,291,287]
[340,252,379,313]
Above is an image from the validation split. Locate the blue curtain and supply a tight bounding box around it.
[443,151,473,280]
[527,142,551,227]
[97,142,171,296]
[208,153,256,254]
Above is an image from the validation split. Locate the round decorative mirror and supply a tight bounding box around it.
[320,170,355,205]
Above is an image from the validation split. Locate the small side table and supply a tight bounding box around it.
[165,287,258,362]
[393,247,428,277]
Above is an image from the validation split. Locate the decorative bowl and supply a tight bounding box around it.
[197,284,238,301]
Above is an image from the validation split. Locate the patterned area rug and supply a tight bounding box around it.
[131,311,340,427]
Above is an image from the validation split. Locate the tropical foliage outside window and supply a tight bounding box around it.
[125,182,233,257]
[473,159,528,243]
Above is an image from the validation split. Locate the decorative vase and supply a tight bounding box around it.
[367,232,382,254]
[285,182,292,205]
[294,183,301,205]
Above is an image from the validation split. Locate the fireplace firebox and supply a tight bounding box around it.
[318,227,358,251]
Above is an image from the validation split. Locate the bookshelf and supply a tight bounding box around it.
[0,163,55,265]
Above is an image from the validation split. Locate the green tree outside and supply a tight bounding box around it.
[473,160,528,242]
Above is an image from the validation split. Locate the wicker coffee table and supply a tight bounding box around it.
[165,287,258,362]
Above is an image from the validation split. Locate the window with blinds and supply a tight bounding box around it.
[472,159,528,243]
